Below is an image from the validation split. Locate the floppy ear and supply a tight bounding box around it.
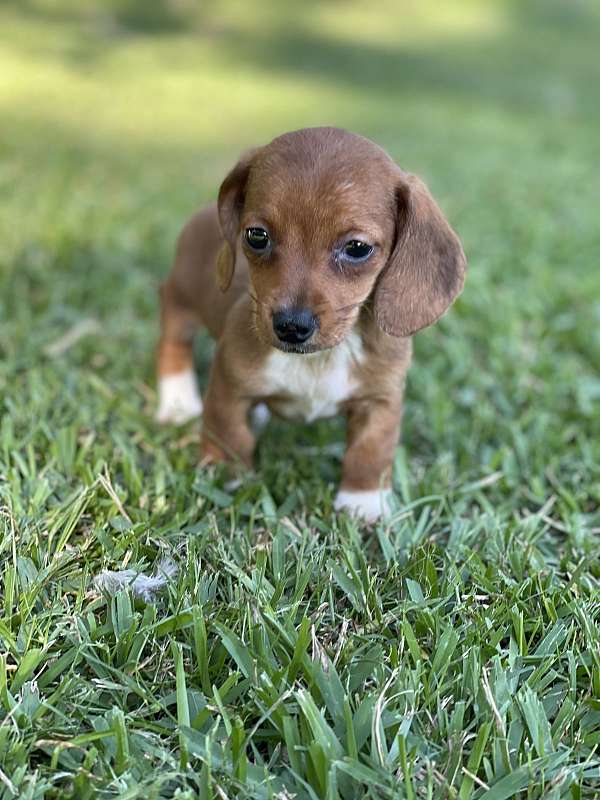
[374,172,466,337]
[216,148,260,292]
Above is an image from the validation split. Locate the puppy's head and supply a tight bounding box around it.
[217,127,466,353]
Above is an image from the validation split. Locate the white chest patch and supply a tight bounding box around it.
[262,331,364,422]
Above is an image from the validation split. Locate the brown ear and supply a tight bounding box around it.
[216,148,259,292]
[374,172,466,337]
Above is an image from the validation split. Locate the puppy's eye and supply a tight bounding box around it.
[244,227,270,251]
[342,240,374,262]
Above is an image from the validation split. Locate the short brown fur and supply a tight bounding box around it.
[157,127,466,514]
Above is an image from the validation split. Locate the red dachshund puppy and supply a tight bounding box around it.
[156,127,466,522]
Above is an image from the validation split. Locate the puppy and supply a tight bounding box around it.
[156,127,466,522]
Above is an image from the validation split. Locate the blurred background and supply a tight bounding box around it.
[1,0,599,489]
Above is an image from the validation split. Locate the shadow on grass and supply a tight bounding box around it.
[3,0,329,35]
[1,0,199,33]
[5,0,600,125]
[213,6,599,123]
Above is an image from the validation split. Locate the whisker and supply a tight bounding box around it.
[333,301,363,313]
[248,291,267,308]
[247,292,365,317]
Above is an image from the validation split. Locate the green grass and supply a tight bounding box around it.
[1,0,600,797]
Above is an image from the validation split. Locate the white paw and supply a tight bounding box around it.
[250,402,271,433]
[334,488,393,523]
[155,370,203,424]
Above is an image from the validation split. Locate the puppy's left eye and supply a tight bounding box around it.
[244,227,271,251]
[341,240,374,262]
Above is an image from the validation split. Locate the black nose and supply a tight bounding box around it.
[272,308,317,345]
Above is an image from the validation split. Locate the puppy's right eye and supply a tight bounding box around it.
[244,227,270,251]
[341,240,374,262]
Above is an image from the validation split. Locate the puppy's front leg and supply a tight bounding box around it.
[200,352,255,469]
[335,399,402,523]
[156,282,203,424]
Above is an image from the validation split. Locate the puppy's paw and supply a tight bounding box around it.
[156,370,203,424]
[334,488,393,523]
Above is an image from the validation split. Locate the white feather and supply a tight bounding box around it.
[94,558,178,602]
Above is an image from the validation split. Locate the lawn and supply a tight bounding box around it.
[1,0,599,797]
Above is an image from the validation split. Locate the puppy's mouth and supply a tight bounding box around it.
[272,340,324,355]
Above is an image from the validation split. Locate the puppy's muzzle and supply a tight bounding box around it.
[272,308,317,345]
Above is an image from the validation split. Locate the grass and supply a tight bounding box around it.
[1,0,599,797]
